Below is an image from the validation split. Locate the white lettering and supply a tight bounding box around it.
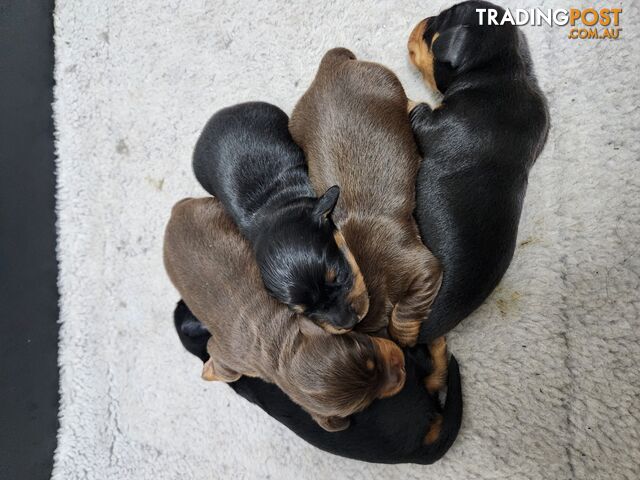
[536,9,553,27]
[500,8,514,25]
[476,8,487,26]
[514,9,530,26]
[554,9,569,26]
[478,8,580,27]
[488,9,498,25]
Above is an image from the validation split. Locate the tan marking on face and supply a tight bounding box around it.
[424,414,443,445]
[366,359,375,371]
[325,268,337,283]
[408,19,438,92]
[424,336,448,394]
[372,337,406,398]
[333,230,369,320]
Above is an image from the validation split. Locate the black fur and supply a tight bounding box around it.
[193,102,361,330]
[412,1,550,341]
[174,300,462,464]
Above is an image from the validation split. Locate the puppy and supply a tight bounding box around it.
[289,48,442,347]
[408,1,550,341]
[192,102,368,333]
[174,299,463,464]
[163,197,405,432]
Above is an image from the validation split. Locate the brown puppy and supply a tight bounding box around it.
[163,197,406,432]
[290,48,442,347]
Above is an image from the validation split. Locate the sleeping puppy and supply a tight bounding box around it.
[290,48,442,347]
[408,0,550,341]
[193,102,368,333]
[174,299,463,464]
[164,197,405,432]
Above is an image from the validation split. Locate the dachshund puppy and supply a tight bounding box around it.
[164,197,405,432]
[174,299,463,464]
[193,102,368,333]
[290,48,442,347]
[408,1,550,341]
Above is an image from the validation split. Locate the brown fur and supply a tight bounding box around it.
[424,336,448,394]
[422,338,448,446]
[163,197,406,432]
[334,230,369,320]
[408,19,438,91]
[289,48,442,346]
[424,414,443,445]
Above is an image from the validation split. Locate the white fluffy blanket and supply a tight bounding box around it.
[53,1,640,478]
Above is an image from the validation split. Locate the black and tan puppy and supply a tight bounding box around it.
[290,48,442,347]
[408,1,550,341]
[164,197,405,432]
[193,102,368,333]
[174,300,463,464]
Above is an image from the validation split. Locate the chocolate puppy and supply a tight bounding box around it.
[164,197,405,432]
[290,48,442,347]
[174,300,463,464]
[193,102,368,333]
[407,1,550,341]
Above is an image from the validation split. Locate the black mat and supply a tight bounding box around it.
[0,1,59,478]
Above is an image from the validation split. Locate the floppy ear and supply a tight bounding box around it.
[432,24,507,72]
[312,413,351,432]
[299,317,327,338]
[313,185,340,220]
[432,25,473,70]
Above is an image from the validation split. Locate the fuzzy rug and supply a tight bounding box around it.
[53,1,640,478]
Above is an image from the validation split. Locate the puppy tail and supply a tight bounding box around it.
[418,355,463,464]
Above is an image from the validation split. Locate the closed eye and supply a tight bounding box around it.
[336,271,350,286]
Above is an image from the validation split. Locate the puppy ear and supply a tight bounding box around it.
[432,24,508,73]
[313,185,340,220]
[298,317,327,338]
[312,413,351,432]
[432,25,473,69]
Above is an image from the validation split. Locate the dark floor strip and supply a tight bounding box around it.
[0,1,59,478]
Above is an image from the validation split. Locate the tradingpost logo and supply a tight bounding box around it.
[476,7,623,40]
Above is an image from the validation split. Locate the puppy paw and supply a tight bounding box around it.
[409,102,433,124]
[312,414,351,432]
[388,306,421,347]
[201,358,240,383]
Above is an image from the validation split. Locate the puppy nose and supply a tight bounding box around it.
[341,311,360,330]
